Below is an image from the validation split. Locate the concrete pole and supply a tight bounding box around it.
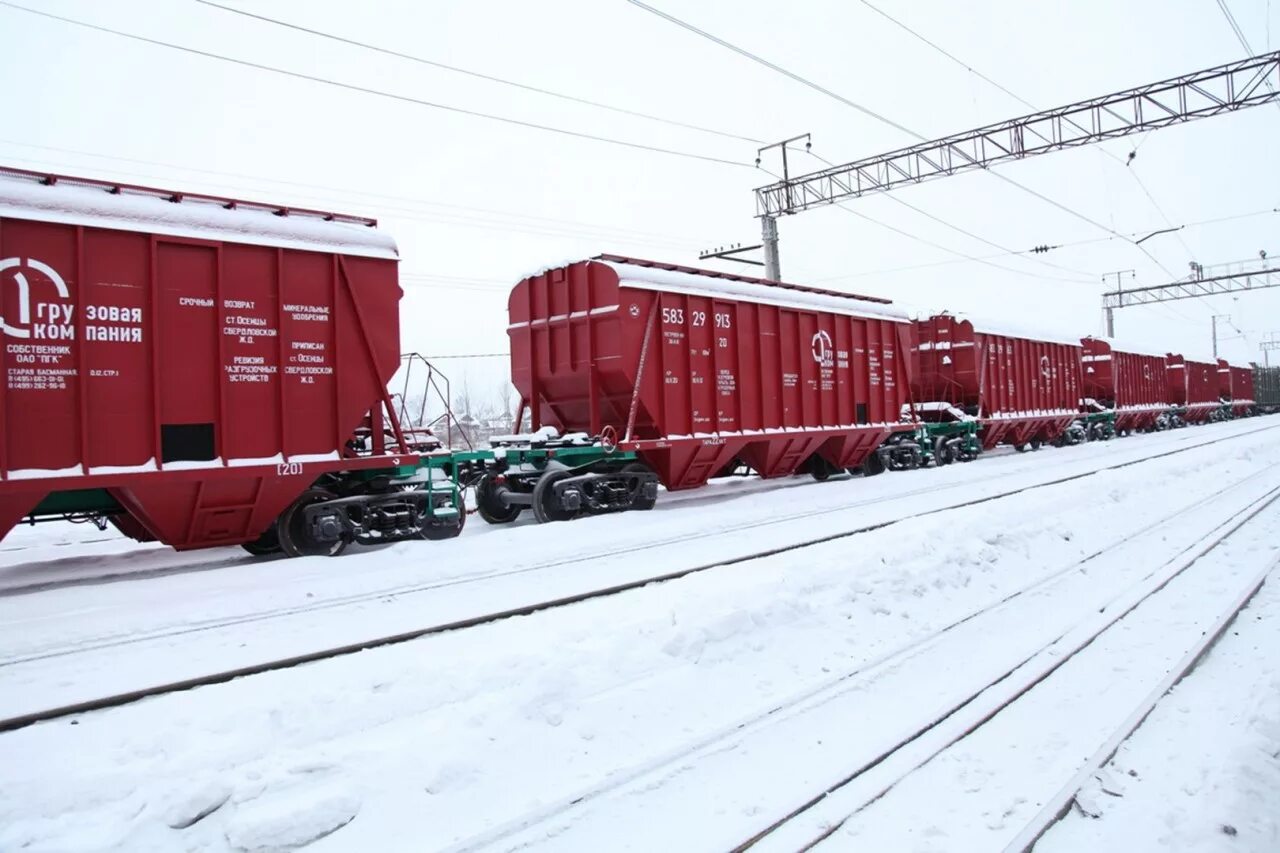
[762,215,781,281]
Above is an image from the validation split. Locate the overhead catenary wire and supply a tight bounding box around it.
[807,208,1278,283]
[843,1,1230,288]
[757,166,1096,286]
[626,0,1153,256]
[801,148,1100,281]
[0,137,714,247]
[1216,0,1280,114]
[0,148,709,254]
[0,1,752,169]
[194,0,765,146]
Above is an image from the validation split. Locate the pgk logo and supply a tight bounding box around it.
[811,330,834,368]
[0,257,72,340]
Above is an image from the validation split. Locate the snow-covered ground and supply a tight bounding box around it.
[0,418,1278,852]
[1033,577,1280,853]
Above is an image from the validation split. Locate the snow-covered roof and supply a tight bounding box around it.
[1083,335,1169,360]
[938,312,1081,346]
[593,257,909,323]
[0,167,399,260]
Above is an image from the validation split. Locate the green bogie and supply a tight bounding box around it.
[914,422,981,466]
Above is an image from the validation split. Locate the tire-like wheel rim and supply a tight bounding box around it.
[862,451,886,476]
[241,526,281,557]
[277,489,348,557]
[475,474,521,524]
[533,470,578,523]
[622,463,657,510]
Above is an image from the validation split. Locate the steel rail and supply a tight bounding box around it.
[742,486,1280,852]
[2,423,1277,734]
[432,464,1280,853]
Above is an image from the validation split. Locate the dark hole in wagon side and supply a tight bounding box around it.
[161,423,216,463]
[856,403,869,425]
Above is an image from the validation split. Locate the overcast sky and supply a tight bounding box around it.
[2,0,1277,398]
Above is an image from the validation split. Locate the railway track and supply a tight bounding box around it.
[0,419,1273,602]
[739,493,1279,853]
[431,466,1280,853]
[1,424,1275,737]
[6,418,1276,668]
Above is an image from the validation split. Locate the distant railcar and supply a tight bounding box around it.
[911,315,1082,451]
[1167,354,1220,424]
[1218,359,1256,417]
[1079,337,1169,433]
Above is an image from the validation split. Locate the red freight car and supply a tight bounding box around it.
[1166,354,1220,424]
[507,256,917,497]
[912,315,1082,451]
[0,167,462,555]
[1218,359,1256,417]
[1080,337,1170,433]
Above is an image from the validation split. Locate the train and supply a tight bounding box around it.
[0,167,1272,556]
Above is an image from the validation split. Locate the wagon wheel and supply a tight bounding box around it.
[1014,443,1029,453]
[623,462,657,510]
[856,450,886,477]
[532,469,578,524]
[808,456,839,481]
[241,526,281,557]
[1029,438,1043,451]
[277,488,348,558]
[475,473,522,524]
[932,437,955,466]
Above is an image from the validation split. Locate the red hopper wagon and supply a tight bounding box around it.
[1166,354,1220,424]
[0,167,463,556]
[1079,337,1170,433]
[912,315,1083,451]
[1218,359,1256,417]
[487,257,918,522]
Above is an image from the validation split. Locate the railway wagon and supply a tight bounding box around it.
[1255,365,1280,413]
[912,315,1082,451]
[1166,354,1220,424]
[1218,359,1255,417]
[0,168,462,556]
[495,256,917,519]
[1079,337,1169,434]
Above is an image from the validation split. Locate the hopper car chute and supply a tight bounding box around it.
[0,168,465,557]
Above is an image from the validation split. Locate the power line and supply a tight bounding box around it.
[0,1,751,169]
[627,0,1141,249]
[757,166,1095,286]
[846,1,1211,284]
[1216,0,1280,113]
[0,137,711,246]
[194,0,764,146]
[808,207,1277,283]
[625,0,917,138]
[856,0,1033,110]
[804,148,1098,281]
[0,148,707,253]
